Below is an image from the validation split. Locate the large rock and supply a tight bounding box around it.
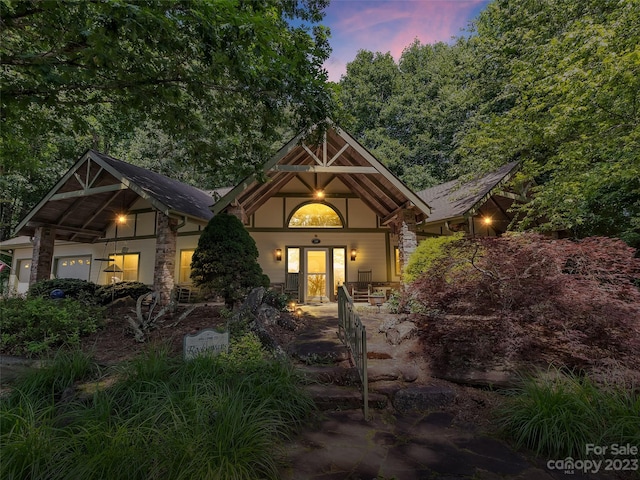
[256,303,281,327]
[392,386,456,413]
[386,321,417,345]
[241,287,265,314]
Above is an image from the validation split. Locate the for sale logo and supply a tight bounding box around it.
[546,444,638,475]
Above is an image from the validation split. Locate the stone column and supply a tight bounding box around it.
[226,204,248,224]
[396,209,418,280]
[154,213,178,305]
[29,226,56,285]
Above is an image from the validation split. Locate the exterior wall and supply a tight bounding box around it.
[250,194,396,299]
[250,231,389,285]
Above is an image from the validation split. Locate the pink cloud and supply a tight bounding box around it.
[323,0,489,81]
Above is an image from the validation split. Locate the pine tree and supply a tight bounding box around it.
[191,214,269,308]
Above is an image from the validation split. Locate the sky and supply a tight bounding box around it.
[321,0,490,82]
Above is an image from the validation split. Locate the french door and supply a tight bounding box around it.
[287,247,346,303]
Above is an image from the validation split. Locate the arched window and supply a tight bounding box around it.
[288,203,343,228]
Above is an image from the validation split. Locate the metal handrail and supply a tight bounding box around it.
[337,285,368,420]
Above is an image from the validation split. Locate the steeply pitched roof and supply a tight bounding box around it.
[211,125,432,223]
[14,150,215,242]
[416,162,520,224]
[92,151,215,221]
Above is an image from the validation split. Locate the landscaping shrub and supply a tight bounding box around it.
[95,281,152,305]
[28,278,98,303]
[498,368,640,458]
[411,233,640,375]
[404,232,465,283]
[191,213,270,308]
[0,297,103,356]
[0,335,313,480]
[263,289,290,311]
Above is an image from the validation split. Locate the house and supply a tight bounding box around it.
[1,126,521,303]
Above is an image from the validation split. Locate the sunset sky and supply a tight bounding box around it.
[322,0,490,81]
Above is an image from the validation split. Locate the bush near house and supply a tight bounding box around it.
[28,278,99,302]
[28,279,151,306]
[191,213,270,308]
[408,233,640,459]
[409,233,640,376]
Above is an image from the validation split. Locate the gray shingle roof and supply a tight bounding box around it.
[93,151,215,221]
[416,162,520,224]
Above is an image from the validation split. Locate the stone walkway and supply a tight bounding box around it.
[280,303,613,480]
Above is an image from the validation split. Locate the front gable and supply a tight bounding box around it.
[212,125,432,226]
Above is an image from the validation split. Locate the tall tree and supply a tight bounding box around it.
[0,0,334,240]
[458,0,640,245]
[338,40,484,190]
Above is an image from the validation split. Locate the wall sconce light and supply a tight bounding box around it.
[350,248,357,261]
[482,216,492,226]
[275,248,282,261]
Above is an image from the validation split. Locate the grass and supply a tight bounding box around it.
[496,367,640,458]
[0,334,314,480]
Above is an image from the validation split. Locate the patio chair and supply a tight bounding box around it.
[284,272,300,300]
[350,269,372,302]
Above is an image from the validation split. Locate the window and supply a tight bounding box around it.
[394,247,401,276]
[287,248,300,273]
[108,253,140,282]
[179,250,195,283]
[55,255,91,281]
[288,203,343,228]
[17,260,31,283]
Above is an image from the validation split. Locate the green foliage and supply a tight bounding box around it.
[28,278,99,303]
[0,297,103,356]
[191,213,269,307]
[0,336,313,480]
[95,281,152,305]
[263,289,290,311]
[498,368,640,458]
[404,233,465,283]
[458,0,640,243]
[338,39,486,189]
[1,0,335,241]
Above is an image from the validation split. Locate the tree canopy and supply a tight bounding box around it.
[337,0,639,245]
[0,0,334,240]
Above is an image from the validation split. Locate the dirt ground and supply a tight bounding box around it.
[80,300,230,364]
[80,299,308,365]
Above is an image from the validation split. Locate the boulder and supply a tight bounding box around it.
[256,303,281,327]
[386,321,417,345]
[241,287,265,314]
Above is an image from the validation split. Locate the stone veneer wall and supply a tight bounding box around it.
[29,226,56,285]
[153,213,178,305]
[397,210,418,279]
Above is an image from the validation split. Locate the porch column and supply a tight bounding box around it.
[154,213,178,305]
[29,226,56,285]
[396,209,418,280]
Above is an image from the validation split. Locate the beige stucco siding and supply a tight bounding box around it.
[254,198,284,228]
[250,231,389,284]
[347,198,377,228]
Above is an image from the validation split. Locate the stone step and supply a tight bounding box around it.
[305,384,388,411]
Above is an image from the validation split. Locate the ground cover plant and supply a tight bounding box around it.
[0,297,103,356]
[497,367,640,459]
[0,333,313,480]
